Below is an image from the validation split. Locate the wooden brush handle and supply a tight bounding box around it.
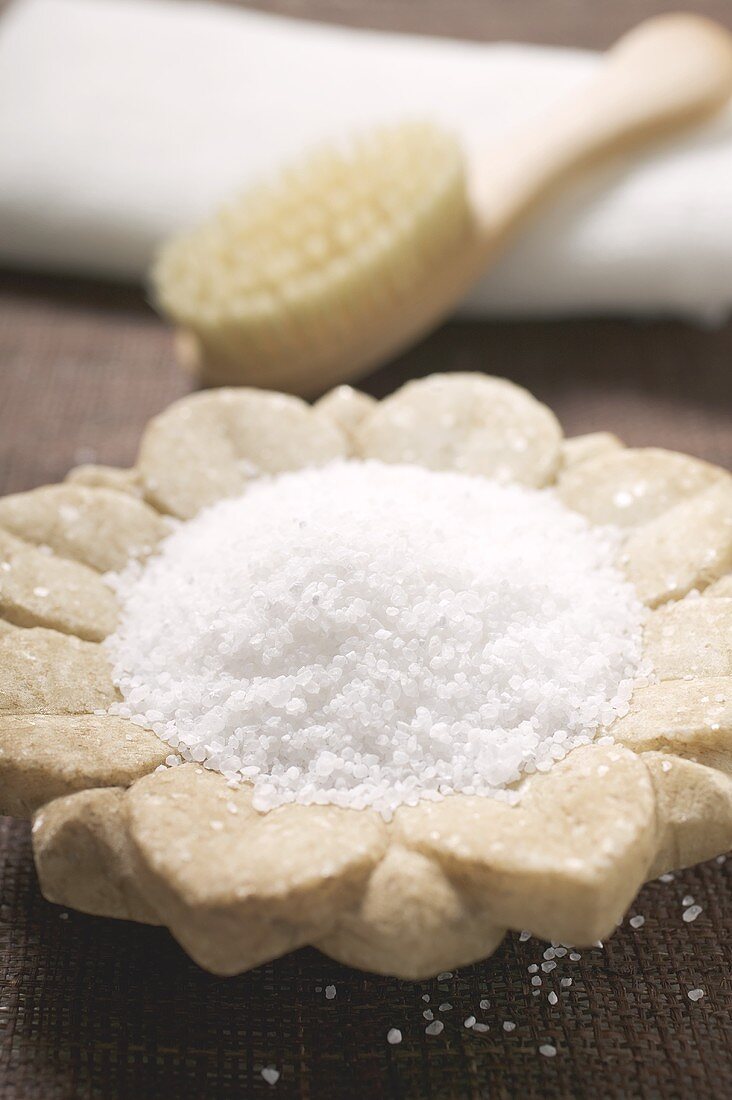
[472,14,732,241]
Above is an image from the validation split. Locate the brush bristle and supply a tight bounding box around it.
[152,123,470,388]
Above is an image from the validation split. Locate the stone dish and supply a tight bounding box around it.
[0,373,730,979]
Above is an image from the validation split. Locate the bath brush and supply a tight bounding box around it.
[153,14,732,395]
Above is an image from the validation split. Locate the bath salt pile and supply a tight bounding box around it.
[106,460,646,818]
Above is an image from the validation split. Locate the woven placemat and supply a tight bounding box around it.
[1,270,731,1098]
[1,819,730,1099]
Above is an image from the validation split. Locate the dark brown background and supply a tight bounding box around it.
[1,2,731,1098]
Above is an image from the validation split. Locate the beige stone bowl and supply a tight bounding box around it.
[1,373,730,980]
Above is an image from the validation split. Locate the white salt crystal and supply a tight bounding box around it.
[687,988,705,1002]
[539,1044,557,1058]
[261,1067,280,1085]
[473,1023,489,1033]
[106,461,645,817]
[324,985,336,1000]
[479,999,489,1010]
[629,915,645,929]
[560,978,573,989]
[425,1020,444,1036]
[519,931,531,942]
[436,972,453,981]
[387,1028,402,1044]
[464,1016,476,1029]
[548,992,558,1005]
[502,1021,516,1032]
[682,895,695,907]
[683,905,702,923]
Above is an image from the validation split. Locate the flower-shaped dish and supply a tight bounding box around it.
[0,373,730,979]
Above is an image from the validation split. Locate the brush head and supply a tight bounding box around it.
[153,123,474,394]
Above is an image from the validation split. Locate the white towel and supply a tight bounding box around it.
[1,0,731,320]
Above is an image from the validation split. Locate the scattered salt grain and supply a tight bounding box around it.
[539,1044,557,1058]
[436,972,453,981]
[560,978,573,989]
[629,915,645,929]
[325,985,336,1000]
[425,1020,444,1036]
[531,976,542,987]
[423,1010,434,1021]
[528,965,538,974]
[682,895,695,907]
[439,1003,453,1013]
[503,1021,516,1032]
[519,931,531,942]
[464,1016,476,1029]
[387,1028,402,1044]
[479,999,489,1010]
[687,988,705,1002]
[541,961,557,973]
[548,992,558,1006]
[683,905,702,923]
[106,461,646,818]
[261,1067,280,1086]
[659,873,674,883]
[421,994,430,1003]
[569,953,582,962]
[472,1023,489,1033]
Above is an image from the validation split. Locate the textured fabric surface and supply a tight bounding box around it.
[0,815,730,1100]
[1,268,731,1099]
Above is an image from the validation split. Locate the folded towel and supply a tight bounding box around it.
[1,0,731,320]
